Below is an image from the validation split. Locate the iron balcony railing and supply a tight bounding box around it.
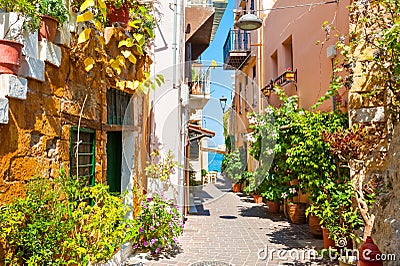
[223,29,251,64]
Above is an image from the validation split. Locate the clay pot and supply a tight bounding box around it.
[0,39,23,75]
[253,194,263,204]
[232,183,241,193]
[322,226,336,249]
[267,200,280,214]
[108,4,130,27]
[309,215,323,238]
[39,15,59,42]
[288,203,307,224]
[358,236,383,266]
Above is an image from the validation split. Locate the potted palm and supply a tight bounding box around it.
[38,0,69,41]
[0,0,40,74]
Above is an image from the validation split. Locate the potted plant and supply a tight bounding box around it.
[243,171,265,203]
[0,0,40,74]
[224,148,246,193]
[262,186,281,214]
[284,186,307,224]
[38,0,69,41]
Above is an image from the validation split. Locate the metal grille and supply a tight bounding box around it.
[70,127,95,186]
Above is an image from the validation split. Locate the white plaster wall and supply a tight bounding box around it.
[148,0,187,209]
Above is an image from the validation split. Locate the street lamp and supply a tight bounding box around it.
[236,13,263,31]
[219,96,228,113]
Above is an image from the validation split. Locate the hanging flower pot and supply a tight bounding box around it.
[0,39,24,75]
[358,236,383,266]
[288,202,306,224]
[253,194,263,204]
[39,15,59,42]
[267,200,280,214]
[322,226,336,249]
[309,215,323,238]
[107,4,130,27]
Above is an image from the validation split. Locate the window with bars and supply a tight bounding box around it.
[107,88,132,125]
[70,127,96,186]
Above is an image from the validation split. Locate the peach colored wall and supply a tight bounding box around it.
[262,0,350,111]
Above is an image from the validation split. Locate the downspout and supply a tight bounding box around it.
[173,0,186,218]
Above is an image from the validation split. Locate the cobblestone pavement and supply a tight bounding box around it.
[125,176,327,266]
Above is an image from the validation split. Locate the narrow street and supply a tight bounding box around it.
[126,175,324,266]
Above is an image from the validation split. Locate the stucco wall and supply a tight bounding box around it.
[263,0,350,111]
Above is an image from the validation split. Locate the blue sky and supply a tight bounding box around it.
[201,0,234,147]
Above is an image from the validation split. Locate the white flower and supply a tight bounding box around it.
[266,148,274,155]
[265,107,274,115]
[249,117,257,125]
[248,135,256,143]
[281,192,288,199]
[289,187,297,194]
[271,131,278,139]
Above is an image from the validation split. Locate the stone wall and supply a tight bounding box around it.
[0,15,150,204]
[347,2,400,264]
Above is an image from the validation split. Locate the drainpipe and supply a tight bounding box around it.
[172,0,186,218]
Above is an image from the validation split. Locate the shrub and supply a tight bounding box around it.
[0,168,138,265]
[132,193,183,254]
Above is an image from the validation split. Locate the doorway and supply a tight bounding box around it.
[106,131,122,193]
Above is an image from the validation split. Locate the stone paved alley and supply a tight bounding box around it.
[126,175,329,266]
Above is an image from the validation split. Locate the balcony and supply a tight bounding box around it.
[261,69,297,97]
[188,64,211,112]
[223,29,251,70]
[185,0,228,60]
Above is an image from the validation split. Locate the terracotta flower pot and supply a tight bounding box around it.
[108,4,130,27]
[322,226,336,249]
[267,200,280,214]
[253,194,263,204]
[39,15,59,42]
[358,236,383,266]
[232,183,241,193]
[288,203,307,224]
[309,215,323,238]
[0,39,24,75]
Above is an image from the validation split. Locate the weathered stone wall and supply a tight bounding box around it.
[0,46,106,204]
[0,27,150,204]
[348,3,400,264]
[370,122,400,264]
